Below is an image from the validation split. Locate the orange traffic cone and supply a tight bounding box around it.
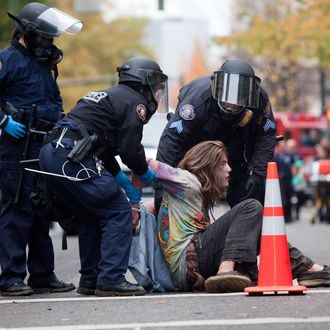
[245,162,307,295]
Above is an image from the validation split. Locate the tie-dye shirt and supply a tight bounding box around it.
[148,160,210,290]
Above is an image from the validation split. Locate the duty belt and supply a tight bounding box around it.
[44,120,89,144]
[43,126,82,145]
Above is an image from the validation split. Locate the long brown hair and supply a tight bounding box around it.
[178,140,228,212]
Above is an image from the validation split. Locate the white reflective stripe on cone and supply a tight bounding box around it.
[261,216,287,235]
[264,179,282,208]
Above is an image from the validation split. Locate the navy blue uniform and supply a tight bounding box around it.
[157,76,277,207]
[39,84,150,288]
[0,41,62,290]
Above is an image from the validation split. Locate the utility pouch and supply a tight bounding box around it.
[34,119,55,132]
[67,133,98,163]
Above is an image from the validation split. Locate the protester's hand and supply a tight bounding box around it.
[131,203,140,230]
[3,115,26,139]
[139,167,156,185]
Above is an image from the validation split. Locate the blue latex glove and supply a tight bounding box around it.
[139,167,156,185]
[115,170,142,203]
[3,115,26,139]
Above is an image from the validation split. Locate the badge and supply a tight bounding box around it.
[136,104,147,122]
[83,91,107,103]
[169,120,183,134]
[263,118,276,132]
[263,101,271,118]
[179,104,195,120]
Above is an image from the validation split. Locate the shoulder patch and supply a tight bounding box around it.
[179,104,195,120]
[136,104,147,122]
[169,120,183,134]
[263,118,276,132]
[263,101,271,118]
[0,61,2,70]
[83,91,107,103]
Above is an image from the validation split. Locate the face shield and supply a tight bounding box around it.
[146,70,169,113]
[33,7,83,38]
[212,71,261,115]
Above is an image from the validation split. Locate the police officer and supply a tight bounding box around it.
[38,57,168,296]
[0,2,82,296]
[156,58,276,211]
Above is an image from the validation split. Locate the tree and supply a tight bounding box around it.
[0,0,50,48]
[214,0,330,113]
[53,1,155,110]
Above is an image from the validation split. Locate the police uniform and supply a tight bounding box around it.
[157,76,276,207]
[0,41,63,290]
[39,84,151,289]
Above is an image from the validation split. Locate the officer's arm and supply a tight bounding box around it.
[0,55,10,126]
[156,104,200,166]
[249,99,276,183]
[117,122,148,175]
[54,80,63,114]
[155,103,200,213]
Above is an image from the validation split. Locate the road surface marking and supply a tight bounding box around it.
[1,317,330,329]
[1,289,330,304]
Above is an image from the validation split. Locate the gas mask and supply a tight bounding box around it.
[25,33,63,64]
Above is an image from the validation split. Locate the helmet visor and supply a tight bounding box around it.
[146,71,169,113]
[212,71,261,110]
[35,8,83,37]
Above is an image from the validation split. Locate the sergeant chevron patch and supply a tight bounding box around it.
[169,120,183,134]
[263,118,275,132]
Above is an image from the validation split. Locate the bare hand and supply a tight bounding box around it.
[131,203,140,229]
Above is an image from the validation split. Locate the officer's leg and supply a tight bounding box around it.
[27,212,55,283]
[98,192,132,285]
[39,142,144,295]
[77,219,101,293]
[0,202,31,288]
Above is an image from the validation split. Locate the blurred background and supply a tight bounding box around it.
[1,0,329,222]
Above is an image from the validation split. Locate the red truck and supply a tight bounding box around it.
[275,112,329,159]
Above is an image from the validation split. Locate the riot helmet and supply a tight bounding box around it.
[211,59,261,120]
[117,57,169,116]
[8,2,82,63]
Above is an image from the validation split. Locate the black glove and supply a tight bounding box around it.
[240,176,260,201]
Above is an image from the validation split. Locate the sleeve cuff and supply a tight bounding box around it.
[0,115,8,128]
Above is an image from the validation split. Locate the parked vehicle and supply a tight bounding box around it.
[275,112,329,159]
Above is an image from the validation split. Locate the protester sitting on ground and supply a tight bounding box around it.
[141,140,330,293]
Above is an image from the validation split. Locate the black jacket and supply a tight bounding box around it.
[156,76,276,184]
[66,84,149,176]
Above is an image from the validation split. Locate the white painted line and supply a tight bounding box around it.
[0,289,330,304]
[1,317,330,330]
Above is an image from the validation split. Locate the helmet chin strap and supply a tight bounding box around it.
[145,89,157,121]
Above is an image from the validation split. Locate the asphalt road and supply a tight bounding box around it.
[0,202,330,330]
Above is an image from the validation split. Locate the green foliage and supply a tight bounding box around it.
[214,0,330,113]
[0,0,50,48]
[56,13,154,110]
[216,0,330,68]
[57,15,153,78]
